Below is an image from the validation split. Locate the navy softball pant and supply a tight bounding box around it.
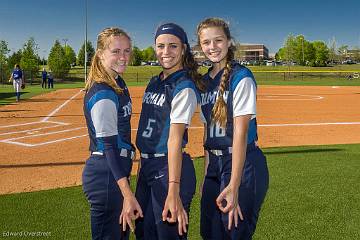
[200,143,269,240]
[82,154,132,240]
[134,153,196,240]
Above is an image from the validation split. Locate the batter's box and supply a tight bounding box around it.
[0,121,87,147]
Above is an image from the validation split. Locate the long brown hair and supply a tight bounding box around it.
[85,27,131,94]
[197,18,236,127]
[182,45,206,91]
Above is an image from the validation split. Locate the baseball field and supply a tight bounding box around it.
[0,75,360,239]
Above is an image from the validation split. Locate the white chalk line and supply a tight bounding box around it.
[0,89,83,146]
[258,122,360,127]
[1,121,360,147]
[41,89,83,122]
[2,134,89,147]
[258,94,324,101]
[1,127,86,141]
[0,124,64,137]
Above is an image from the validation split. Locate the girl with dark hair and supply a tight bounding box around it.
[197,18,269,239]
[135,23,200,239]
[82,27,143,239]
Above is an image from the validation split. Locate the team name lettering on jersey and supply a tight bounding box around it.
[200,91,229,106]
[142,92,166,107]
[122,101,132,117]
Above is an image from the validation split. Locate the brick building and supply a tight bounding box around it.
[236,44,269,61]
[191,43,269,63]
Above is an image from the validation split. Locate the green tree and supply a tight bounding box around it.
[338,45,348,61]
[328,37,338,63]
[20,37,40,74]
[313,41,329,66]
[64,45,76,66]
[0,40,10,82]
[131,46,142,66]
[142,46,156,61]
[283,34,297,64]
[77,41,95,66]
[353,47,360,62]
[8,50,22,70]
[303,41,316,66]
[0,40,9,62]
[48,40,70,78]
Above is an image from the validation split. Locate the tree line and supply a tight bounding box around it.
[276,34,360,66]
[0,37,156,81]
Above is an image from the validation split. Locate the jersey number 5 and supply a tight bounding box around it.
[142,119,156,138]
[209,122,226,138]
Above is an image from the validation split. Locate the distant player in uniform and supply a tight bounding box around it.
[41,68,47,88]
[82,27,143,240]
[196,18,269,239]
[9,64,24,102]
[134,23,204,240]
[47,71,54,89]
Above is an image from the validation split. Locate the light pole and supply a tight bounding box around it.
[43,50,47,68]
[84,0,88,83]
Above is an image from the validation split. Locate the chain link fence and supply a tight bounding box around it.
[1,69,359,86]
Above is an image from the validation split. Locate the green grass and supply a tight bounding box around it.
[1,64,360,105]
[0,82,85,105]
[1,144,359,239]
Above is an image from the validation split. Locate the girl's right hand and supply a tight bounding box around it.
[216,184,244,230]
[119,194,143,232]
[162,186,188,236]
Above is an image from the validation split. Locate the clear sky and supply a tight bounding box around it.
[1,0,359,58]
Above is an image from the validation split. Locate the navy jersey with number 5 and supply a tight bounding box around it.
[200,63,258,150]
[136,70,199,154]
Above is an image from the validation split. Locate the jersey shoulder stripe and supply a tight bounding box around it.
[230,64,256,92]
[87,89,119,112]
[173,79,200,102]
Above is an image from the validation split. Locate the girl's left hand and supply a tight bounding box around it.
[216,185,244,230]
[162,191,188,236]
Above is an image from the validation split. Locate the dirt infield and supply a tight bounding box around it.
[0,85,359,194]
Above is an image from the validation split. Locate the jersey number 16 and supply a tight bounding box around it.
[209,122,226,138]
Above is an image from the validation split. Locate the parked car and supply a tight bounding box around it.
[342,59,356,64]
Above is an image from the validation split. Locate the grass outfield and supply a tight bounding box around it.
[0,144,359,239]
[0,81,147,105]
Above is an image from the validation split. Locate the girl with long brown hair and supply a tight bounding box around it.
[197,18,269,239]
